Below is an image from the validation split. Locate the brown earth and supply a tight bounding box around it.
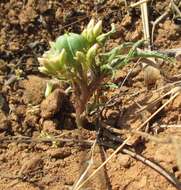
[0,0,181,190]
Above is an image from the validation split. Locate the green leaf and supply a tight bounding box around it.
[96,24,116,45]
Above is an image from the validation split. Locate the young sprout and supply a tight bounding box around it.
[38,19,171,128]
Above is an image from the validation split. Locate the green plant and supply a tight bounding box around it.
[38,19,171,127]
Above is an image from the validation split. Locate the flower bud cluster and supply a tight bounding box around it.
[38,19,116,80]
[38,49,67,75]
[81,19,102,44]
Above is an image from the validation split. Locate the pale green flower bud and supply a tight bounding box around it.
[86,29,94,43]
[51,48,67,71]
[86,19,95,43]
[93,20,102,38]
[38,57,56,74]
[86,44,99,67]
[87,19,95,31]
[75,51,87,79]
[38,49,67,74]
[81,28,87,39]
[74,51,86,63]
[41,59,57,74]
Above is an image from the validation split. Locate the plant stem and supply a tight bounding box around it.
[75,96,87,128]
[73,81,90,128]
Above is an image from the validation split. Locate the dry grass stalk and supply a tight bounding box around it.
[136,87,178,113]
[130,0,149,8]
[139,1,162,86]
[74,137,131,190]
[151,2,171,44]
[140,2,150,47]
[72,140,97,190]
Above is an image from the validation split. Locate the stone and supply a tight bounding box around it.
[171,93,181,109]
[40,89,65,119]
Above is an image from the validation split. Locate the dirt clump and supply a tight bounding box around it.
[21,75,46,105]
[40,89,65,119]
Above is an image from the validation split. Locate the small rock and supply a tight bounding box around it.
[171,93,181,109]
[37,0,51,13]
[15,105,26,117]
[143,64,161,86]
[8,41,20,51]
[40,89,65,119]
[125,21,142,41]
[20,75,46,105]
[35,143,49,151]
[26,57,36,72]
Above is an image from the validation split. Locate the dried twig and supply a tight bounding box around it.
[151,10,170,44]
[122,148,181,189]
[138,87,180,130]
[151,0,181,44]
[136,89,173,113]
[140,1,151,47]
[72,139,97,190]
[118,58,141,87]
[0,135,94,145]
[171,0,181,17]
[130,0,149,8]
[74,137,131,190]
